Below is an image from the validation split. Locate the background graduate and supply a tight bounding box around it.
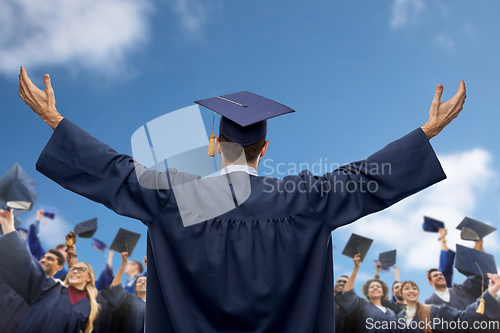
[101,252,146,333]
[0,208,100,333]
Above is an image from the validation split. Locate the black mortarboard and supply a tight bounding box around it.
[195,91,295,147]
[422,216,445,233]
[109,228,141,255]
[40,205,60,219]
[456,217,497,241]
[341,233,374,262]
[0,164,38,210]
[378,250,397,268]
[455,244,497,277]
[73,218,98,238]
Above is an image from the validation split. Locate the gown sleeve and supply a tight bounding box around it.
[101,284,134,315]
[335,289,367,320]
[36,118,172,226]
[439,249,455,288]
[27,219,45,261]
[300,128,447,230]
[95,263,115,291]
[0,232,57,305]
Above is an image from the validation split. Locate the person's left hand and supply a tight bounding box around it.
[18,66,63,130]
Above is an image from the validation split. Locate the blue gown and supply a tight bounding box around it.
[0,232,92,333]
[398,291,500,332]
[0,277,29,333]
[336,289,398,333]
[101,284,146,333]
[425,274,486,310]
[439,249,455,288]
[95,263,115,291]
[35,119,446,332]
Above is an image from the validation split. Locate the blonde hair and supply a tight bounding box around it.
[64,263,100,333]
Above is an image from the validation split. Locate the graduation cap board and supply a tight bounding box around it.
[195,91,295,148]
[341,234,373,262]
[109,228,141,256]
[40,206,60,220]
[92,238,108,252]
[0,164,38,210]
[74,218,98,238]
[454,244,497,277]
[456,217,497,241]
[422,216,445,233]
[378,250,397,268]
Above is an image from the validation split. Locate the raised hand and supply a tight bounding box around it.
[0,209,15,234]
[353,254,361,268]
[421,81,466,139]
[487,273,500,296]
[18,66,63,130]
[121,252,129,263]
[36,209,44,221]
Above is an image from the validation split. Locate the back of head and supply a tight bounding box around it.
[219,133,266,165]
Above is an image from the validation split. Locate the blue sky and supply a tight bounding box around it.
[1,0,500,300]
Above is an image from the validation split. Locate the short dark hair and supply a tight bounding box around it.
[392,281,402,292]
[337,275,349,281]
[218,133,266,164]
[47,249,66,266]
[362,279,389,302]
[130,260,144,274]
[55,244,66,251]
[427,268,440,282]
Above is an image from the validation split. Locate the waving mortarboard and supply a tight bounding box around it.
[73,217,98,238]
[342,233,373,262]
[456,217,497,242]
[0,164,38,210]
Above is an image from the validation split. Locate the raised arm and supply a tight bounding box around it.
[19,67,170,225]
[344,254,361,293]
[27,209,45,261]
[112,252,129,287]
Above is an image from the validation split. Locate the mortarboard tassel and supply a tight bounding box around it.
[207,112,216,157]
[475,261,485,315]
[473,242,480,250]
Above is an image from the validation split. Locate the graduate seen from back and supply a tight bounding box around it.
[18,66,465,332]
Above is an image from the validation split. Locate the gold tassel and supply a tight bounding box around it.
[476,298,485,314]
[207,134,216,157]
[473,242,480,250]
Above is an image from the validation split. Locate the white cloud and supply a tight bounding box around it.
[335,148,498,272]
[389,0,425,29]
[433,34,455,52]
[169,0,208,35]
[0,0,153,76]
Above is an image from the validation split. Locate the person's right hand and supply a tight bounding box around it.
[0,209,14,230]
[353,254,361,268]
[421,81,466,139]
[36,209,44,221]
[121,252,129,263]
[18,66,63,130]
[487,273,500,296]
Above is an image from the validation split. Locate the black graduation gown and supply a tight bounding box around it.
[36,119,446,332]
[101,284,146,333]
[0,277,29,333]
[336,289,398,333]
[397,291,500,333]
[0,232,91,333]
[425,274,486,310]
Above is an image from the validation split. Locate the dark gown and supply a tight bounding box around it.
[397,291,500,332]
[336,289,398,333]
[0,277,29,333]
[95,264,115,291]
[0,232,92,333]
[36,119,446,332]
[101,284,146,333]
[425,274,486,310]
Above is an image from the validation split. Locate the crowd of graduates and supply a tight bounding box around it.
[334,217,500,333]
[1,162,500,333]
